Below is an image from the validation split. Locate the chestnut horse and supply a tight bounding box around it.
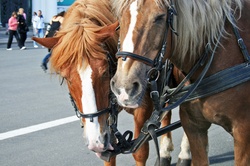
[111,0,250,165]
[32,0,187,165]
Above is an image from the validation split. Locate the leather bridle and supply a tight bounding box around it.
[69,52,118,123]
[116,4,178,77]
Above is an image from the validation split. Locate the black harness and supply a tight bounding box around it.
[65,2,250,163]
[68,51,137,157]
[101,5,250,164]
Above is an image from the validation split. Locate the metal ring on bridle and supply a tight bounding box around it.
[147,68,160,82]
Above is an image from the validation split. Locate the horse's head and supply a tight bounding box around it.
[111,0,171,108]
[33,0,119,155]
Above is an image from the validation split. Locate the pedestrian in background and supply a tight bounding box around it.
[17,8,28,50]
[6,12,23,50]
[33,10,44,48]
[41,11,65,71]
[32,12,38,48]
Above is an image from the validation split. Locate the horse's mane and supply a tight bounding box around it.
[111,0,243,65]
[50,0,118,72]
[172,0,243,65]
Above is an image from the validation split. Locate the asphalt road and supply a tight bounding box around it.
[0,42,234,166]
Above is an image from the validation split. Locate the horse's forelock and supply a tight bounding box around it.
[50,0,117,73]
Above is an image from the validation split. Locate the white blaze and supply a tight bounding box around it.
[121,0,138,69]
[78,65,100,143]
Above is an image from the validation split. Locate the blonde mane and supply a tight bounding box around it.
[112,0,243,65]
[172,0,243,65]
[50,0,118,72]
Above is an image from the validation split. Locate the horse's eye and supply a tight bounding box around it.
[154,14,166,23]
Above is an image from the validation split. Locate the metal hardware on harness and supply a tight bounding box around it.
[230,14,250,62]
[116,2,177,70]
[100,12,250,165]
[127,18,223,165]
[100,120,181,162]
[112,5,179,163]
[147,68,160,82]
[168,14,250,103]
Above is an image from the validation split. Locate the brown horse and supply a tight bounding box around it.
[32,0,184,166]
[110,0,250,165]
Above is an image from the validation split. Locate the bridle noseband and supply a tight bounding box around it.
[69,93,112,122]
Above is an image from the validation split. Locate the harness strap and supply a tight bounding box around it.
[230,14,250,61]
[168,13,250,103]
[128,22,223,161]
[166,43,211,98]
[170,62,250,103]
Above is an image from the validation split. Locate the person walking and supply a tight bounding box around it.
[33,10,45,48]
[32,12,39,48]
[17,8,28,50]
[6,12,24,50]
[41,11,65,71]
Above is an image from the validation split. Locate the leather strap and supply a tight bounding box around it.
[116,51,154,66]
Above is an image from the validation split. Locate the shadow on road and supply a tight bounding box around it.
[170,151,234,166]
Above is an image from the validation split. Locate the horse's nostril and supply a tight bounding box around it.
[111,79,115,88]
[131,81,140,96]
[103,132,109,148]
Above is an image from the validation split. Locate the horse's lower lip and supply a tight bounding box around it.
[119,102,139,108]
[95,143,114,158]
[89,143,114,153]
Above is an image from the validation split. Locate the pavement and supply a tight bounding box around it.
[0,26,34,45]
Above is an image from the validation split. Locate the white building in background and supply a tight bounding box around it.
[32,0,74,23]
[0,0,74,27]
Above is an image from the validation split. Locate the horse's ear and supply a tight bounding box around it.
[32,36,60,49]
[97,21,119,41]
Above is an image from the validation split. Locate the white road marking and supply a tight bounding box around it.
[0,116,78,140]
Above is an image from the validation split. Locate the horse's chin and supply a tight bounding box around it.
[94,143,114,158]
[117,99,140,108]
[120,103,139,108]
